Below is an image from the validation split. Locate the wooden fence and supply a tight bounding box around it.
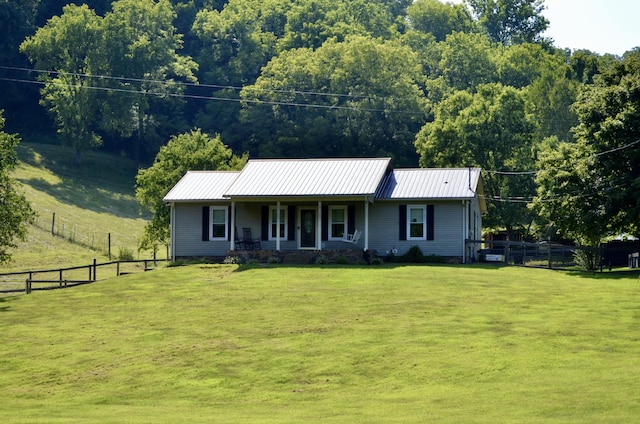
[0,259,167,295]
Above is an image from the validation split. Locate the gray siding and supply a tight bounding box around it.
[173,203,231,257]
[173,199,477,259]
[368,201,465,257]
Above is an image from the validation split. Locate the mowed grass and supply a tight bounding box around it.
[1,264,639,423]
[5,143,154,272]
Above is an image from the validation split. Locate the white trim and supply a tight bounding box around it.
[407,204,427,241]
[230,202,236,250]
[328,205,347,240]
[210,206,228,241]
[268,205,288,241]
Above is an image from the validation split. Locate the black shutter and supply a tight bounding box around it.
[399,204,407,241]
[321,205,329,241]
[348,205,356,234]
[261,206,269,241]
[202,206,210,241]
[427,204,435,241]
[288,205,296,241]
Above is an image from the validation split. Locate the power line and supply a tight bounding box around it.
[0,64,425,105]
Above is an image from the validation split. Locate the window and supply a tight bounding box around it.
[210,207,228,240]
[407,205,426,240]
[329,206,347,240]
[269,206,287,240]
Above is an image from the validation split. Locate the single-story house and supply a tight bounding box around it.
[163,157,486,263]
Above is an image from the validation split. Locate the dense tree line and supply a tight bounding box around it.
[1,0,638,256]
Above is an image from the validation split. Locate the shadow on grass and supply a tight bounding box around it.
[16,143,143,219]
[567,269,640,280]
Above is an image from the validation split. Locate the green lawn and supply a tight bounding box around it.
[1,264,639,423]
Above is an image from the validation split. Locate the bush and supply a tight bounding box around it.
[336,255,350,265]
[396,246,444,264]
[118,246,134,261]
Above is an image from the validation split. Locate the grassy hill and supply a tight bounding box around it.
[4,142,157,272]
[0,264,639,422]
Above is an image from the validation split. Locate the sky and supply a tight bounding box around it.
[448,0,640,56]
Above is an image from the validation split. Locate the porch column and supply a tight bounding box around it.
[276,201,281,251]
[364,199,369,251]
[230,201,236,251]
[317,201,322,250]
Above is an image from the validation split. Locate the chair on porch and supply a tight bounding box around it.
[243,227,261,250]
[234,227,246,250]
[342,229,361,244]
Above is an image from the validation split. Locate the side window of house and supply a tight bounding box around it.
[269,206,287,240]
[407,205,426,240]
[210,207,228,240]
[329,206,347,239]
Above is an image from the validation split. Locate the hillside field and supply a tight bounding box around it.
[4,142,156,272]
[1,264,639,423]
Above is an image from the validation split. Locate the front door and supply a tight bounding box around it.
[300,208,316,249]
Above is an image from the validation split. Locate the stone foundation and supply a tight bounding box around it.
[226,249,378,265]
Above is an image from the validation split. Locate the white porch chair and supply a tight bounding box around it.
[342,229,361,244]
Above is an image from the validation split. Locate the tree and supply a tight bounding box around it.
[438,31,498,90]
[20,4,104,163]
[135,129,247,249]
[415,83,538,237]
[406,0,475,42]
[0,111,35,264]
[240,36,429,165]
[466,0,549,45]
[101,0,198,166]
[532,53,640,255]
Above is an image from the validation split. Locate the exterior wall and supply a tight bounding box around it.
[172,198,482,260]
[172,202,231,257]
[368,201,466,258]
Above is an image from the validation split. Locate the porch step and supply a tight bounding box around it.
[282,252,314,265]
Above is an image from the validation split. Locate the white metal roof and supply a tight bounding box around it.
[163,171,240,202]
[224,158,391,197]
[376,168,482,200]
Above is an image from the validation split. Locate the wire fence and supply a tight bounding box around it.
[32,212,167,260]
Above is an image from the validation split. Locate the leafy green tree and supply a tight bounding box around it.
[0,0,41,125]
[532,53,640,252]
[406,0,475,42]
[278,0,395,51]
[415,83,538,236]
[101,0,198,166]
[466,0,549,45]
[532,137,606,250]
[438,31,498,90]
[21,4,104,164]
[0,111,36,264]
[240,36,429,165]
[571,54,640,235]
[136,129,247,249]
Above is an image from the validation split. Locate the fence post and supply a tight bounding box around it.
[25,278,31,294]
[51,212,56,235]
[108,233,111,261]
[93,259,97,281]
[117,261,120,276]
[547,236,552,269]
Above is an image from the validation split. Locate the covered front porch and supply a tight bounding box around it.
[228,199,371,252]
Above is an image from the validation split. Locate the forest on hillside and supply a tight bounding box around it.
[1,0,639,253]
